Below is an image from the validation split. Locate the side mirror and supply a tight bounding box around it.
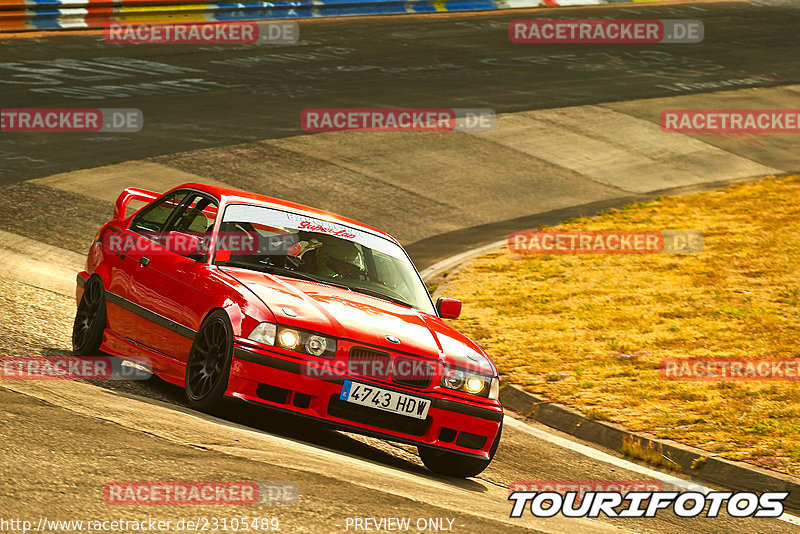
[436,297,462,319]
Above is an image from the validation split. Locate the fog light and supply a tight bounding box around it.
[464,376,485,394]
[305,335,328,356]
[278,329,300,349]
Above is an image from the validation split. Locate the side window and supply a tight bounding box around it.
[170,194,218,234]
[163,194,219,261]
[130,191,188,237]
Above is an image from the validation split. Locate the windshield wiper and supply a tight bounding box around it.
[222,261,350,289]
[266,270,413,307]
[262,265,351,290]
[346,286,414,308]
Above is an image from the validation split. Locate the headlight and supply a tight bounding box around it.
[305,335,328,357]
[441,367,465,390]
[248,322,276,345]
[278,328,300,349]
[441,366,497,399]
[464,375,485,394]
[247,322,336,359]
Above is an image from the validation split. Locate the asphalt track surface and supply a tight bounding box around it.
[1,0,799,186]
[2,1,800,532]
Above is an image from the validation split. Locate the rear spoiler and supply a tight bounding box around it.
[114,187,159,220]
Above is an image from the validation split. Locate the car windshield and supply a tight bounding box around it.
[215,204,435,315]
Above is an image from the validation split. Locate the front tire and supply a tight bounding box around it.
[72,276,106,355]
[185,310,234,413]
[418,421,502,478]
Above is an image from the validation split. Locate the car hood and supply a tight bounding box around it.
[222,267,495,374]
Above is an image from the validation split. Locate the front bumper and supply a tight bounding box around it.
[227,344,503,459]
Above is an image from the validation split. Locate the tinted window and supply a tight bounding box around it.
[163,193,219,261]
[169,194,218,234]
[130,191,188,236]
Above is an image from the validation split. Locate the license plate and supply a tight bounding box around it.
[340,381,431,420]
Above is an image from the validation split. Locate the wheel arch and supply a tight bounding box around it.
[201,305,236,330]
[202,271,277,340]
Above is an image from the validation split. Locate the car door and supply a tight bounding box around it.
[123,191,219,373]
[104,189,190,350]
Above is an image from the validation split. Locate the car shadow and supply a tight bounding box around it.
[42,350,489,493]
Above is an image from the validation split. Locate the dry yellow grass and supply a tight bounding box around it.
[445,174,800,475]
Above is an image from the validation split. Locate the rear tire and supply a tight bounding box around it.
[72,276,106,355]
[185,310,234,413]
[418,421,502,478]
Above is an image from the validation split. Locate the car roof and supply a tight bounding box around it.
[171,182,399,244]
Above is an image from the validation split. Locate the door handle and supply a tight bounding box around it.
[139,257,150,267]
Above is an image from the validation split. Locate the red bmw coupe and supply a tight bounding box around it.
[73,183,503,477]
